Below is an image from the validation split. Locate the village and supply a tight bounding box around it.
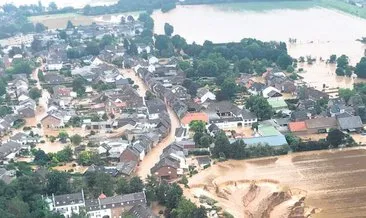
[0,9,365,218]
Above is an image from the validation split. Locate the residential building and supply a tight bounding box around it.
[337,115,363,132]
[41,114,64,129]
[180,112,209,128]
[196,87,216,103]
[47,191,85,218]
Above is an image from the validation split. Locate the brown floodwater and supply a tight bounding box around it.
[185,148,366,218]
[152,4,366,89]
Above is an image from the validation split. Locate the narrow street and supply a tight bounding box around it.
[31,66,50,126]
[119,69,180,180]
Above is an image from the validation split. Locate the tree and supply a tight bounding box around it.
[355,57,366,78]
[336,67,345,76]
[35,23,47,33]
[246,95,273,120]
[48,2,58,11]
[138,13,154,30]
[55,146,73,162]
[116,178,129,194]
[58,132,69,143]
[31,38,43,52]
[85,41,100,56]
[46,171,71,195]
[189,120,206,133]
[171,198,207,218]
[72,77,86,96]
[129,177,144,193]
[29,88,42,100]
[70,134,82,146]
[84,172,114,197]
[165,183,183,209]
[164,23,174,36]
[337,55,349,69]
[217,77,238,100]
[10,60,33,74]
[182,79,199,96]
[237,58,252,74]
[38,70,45,82]
[172,35,187,51]
[339,88,355,103]
[326,129,345,148]
[276,54,293,70]
[329,54,337,64]
[211,131,231,158]
[77,151,101,166]
[33,149,50,165]
[7,198,30,218]
[66,20,74,29]
[59,30,67,40]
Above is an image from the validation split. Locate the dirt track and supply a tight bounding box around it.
[185,148,366,218]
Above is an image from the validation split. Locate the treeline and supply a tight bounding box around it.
[0,162,205,218]
[211,129,356,160]
[83,0,177,15]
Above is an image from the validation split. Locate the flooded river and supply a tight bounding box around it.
[152,3,366,89]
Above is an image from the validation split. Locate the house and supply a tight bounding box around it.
[175,127,188,142]
[10,132,37,145]
[83,121,113,133]
[267,98,288,112]
[128,204,157,218]
[205,101,254,128]
[47,191,147,218]
[0,140,29,163]
[41,114,64,129]
[46,191,85,218]
[258,124,281,136]
[43,73,67,85]
[305,117,338,134]
[146,98,167,120]
[196,87,216,103]
[151,158,179,181]
[180,112,209,128]
[17,106,35,118]
[0,168,16,184]
[238,134,288,147]
[248,82,266,95]
[47,59,63,71]
[208,123,221,136]
[119,146,140,163]
[116,160,138,176]
[196,156,211,168]
[86,165,119,177]
[288,121,308,135]
[296,86,329,100]
[337,116,363,132]
[290,110,309,122]
[262,86,282,98]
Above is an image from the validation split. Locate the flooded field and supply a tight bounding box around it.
[152,3,366,89]
[185,148,366,218]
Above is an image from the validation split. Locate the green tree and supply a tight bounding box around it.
[10,60,33,74]
[171,198,207,218]
[129,177,144,193]
[7,198,30,218]
[165,183,183,209]
[138,13,154,30]
[59,30,67,40]
[339,88,355,103]
[326,129,346,148]
[72,77,86,96]
[276,54,293,70]
[85,41,100,56]
[329,54,337,64]
[211,131,231,158]
[164,23,174,36]
[29,88,42,100]
[355,57,366,78]
[58,132,69,143]
[189,120,206,133]
[70,134,82,146]
[237,58,252,74]
[85,172,114,197]
[172,34,187,51]
[246,95,273,120]
[33,149,50,165]
[116,178,129,194]
[337,55,349,69]
[38,70,45,82]
[48,2,58,11]
[46,171,71,195]
[35,23,47,33]
[56,146,73,162]
[217,77,238,100]
[77,151,101,166]
[66,20,74,29]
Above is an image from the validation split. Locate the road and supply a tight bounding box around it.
[119,69,180,180]
[31,66,50,126]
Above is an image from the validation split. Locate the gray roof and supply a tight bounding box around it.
[151,157,179,174]
[175,127,186,137]
[54,192,84,207]
[206,101,242,116]
[128,204,157,218]
[242,109,257,120]
[116,161,138,176]
[0,141,23,159]
[338,116,363,130]
[146,98,167,115]
[305,117,337,129]
[99,192,146,207]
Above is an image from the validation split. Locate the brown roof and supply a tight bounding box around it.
[288,121,307,132]
[305,117,337,129]
[181,112,208,125]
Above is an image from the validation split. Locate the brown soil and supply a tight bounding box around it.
[185,147,366,218]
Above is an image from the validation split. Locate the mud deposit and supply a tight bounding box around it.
[186,148,366,218]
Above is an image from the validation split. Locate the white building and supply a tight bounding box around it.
[196,87,216,103]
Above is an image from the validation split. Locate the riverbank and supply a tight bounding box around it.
[318,0,366,19]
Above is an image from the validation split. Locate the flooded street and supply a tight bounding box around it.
[120,69,180,180]
[185,148,366,218]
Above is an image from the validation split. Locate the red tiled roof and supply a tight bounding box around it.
[288,121,307,132]
[181,112,208,125]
